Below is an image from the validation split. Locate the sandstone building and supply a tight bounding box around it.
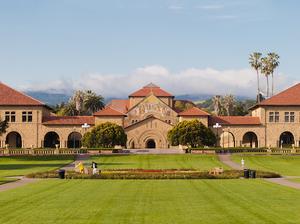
[0,82,299,149]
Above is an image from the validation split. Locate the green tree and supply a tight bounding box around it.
[249,52,262,101]
[82,122,127,148]
[222,95,235,116]
[59,90,105,116]
[267,52,280,96]
[167,120,216,148]
[0,119,8,136]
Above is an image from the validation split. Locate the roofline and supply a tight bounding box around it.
[0,104,52,110]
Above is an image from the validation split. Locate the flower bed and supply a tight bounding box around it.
[26,169,281,180]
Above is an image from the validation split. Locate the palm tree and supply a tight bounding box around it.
[223,95,235,116]
[267,52,280,96]
[212,95,222,115]
[249,52,262,102]
[84,90,105,115]
[261,57,272,97]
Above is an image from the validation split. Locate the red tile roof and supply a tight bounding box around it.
[43,116,95,125]
[129,83,173,97]
[210,116,261,125]
[0,82,45,106]
[107,99,130,113]
[178,107,210,116]
[257,83,300,106]
[94,106,126,116]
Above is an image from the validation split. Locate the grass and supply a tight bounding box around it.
[0,156,75,179]
[231,154,300,176]
[0,179,299,224]
[88,154,228,170]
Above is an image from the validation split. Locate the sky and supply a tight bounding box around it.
[0,0,299,98]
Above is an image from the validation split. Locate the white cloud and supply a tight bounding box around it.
[197,4,224,10]
[20,65,297,98]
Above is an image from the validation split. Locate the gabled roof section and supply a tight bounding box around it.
[178,106,210,116]
[129,83,173,97]
[43,116,95,125]
[252,83,300,109]
[126,93,178,115]
[106,99,130,113]
[210,116,261,126]
[124,115,173,129]
[94,106,126,116]
[0,82,45,106]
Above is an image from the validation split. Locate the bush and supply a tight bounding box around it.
[168,120,216,148]
[82,122,127,148]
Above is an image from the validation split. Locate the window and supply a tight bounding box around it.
[22,111,32,122]
[284,112,295,123]
[269,112,274,122]
[5,111,16,122]
[275,112,279,122]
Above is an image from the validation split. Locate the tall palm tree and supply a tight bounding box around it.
[84,90,105,115]
[267,52,280,96]
[212,95,222,115]
[249,52,262,102]
[261,57,272,97]
[223,95,235,116]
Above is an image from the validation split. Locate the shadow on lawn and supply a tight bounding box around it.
[0,163,69,171]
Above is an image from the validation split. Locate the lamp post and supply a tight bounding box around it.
[213,123,222,147]
[81,123,91,148]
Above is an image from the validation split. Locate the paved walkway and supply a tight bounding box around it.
[218,153,243,170]
[63,153,91,171]
[0,176,40,192]
[218,153,300,190]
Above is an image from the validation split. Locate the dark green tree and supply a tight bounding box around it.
[167,120,216,148]
[0,119,8,136]
[82,122,127,148]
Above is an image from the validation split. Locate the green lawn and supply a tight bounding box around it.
[88,154,228,170]
[231,154,300,176]
[0,156,74,178]
[288,178,300,183]
[0,179,299,224]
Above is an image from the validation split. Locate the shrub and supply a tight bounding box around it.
[82,122,127,148]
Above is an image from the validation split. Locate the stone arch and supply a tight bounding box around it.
[44,132,60,148]
[67,132,82,149]
[279,131,294,147]
[5,131,22,148]
[128,137,138,149]
[220,131,235,148]
[242,132,258,148]
[146,139,156,148]
[138,130,168,149]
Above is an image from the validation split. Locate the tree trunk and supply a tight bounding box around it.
[271,73,274,96]
[257,70,260,102]
[266,76,269,97]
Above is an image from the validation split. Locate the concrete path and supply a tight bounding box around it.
[63,153,91,171]
[218,153,243,170]
[128,149,185,154]
[218,153,300,190]
[0,176,40,192]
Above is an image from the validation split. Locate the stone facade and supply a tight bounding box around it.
[1,82,300,149]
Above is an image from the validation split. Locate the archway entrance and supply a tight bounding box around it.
[279,132,294,147]
[242,132,258,148]
[44,132,60,148]
[67,132,82,148]
[220,132,235,148]
[5,132,22,148]
[146,139,156,148]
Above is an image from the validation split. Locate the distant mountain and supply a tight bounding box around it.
[25,91,254,107]
[26,91,70,106]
